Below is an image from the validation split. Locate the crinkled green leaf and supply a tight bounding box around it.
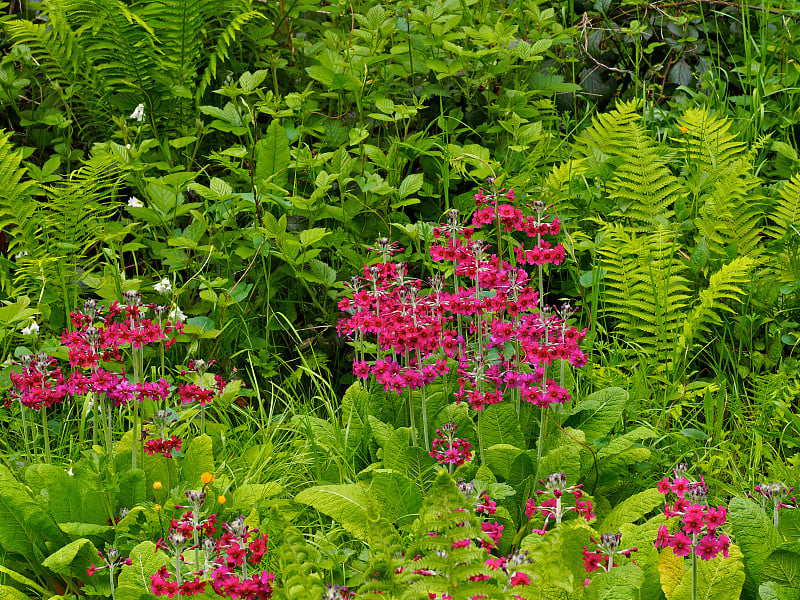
[24,464,83,523]
[761,543,800,589]
[118,541,168,592]
[0,585,29,600]
[671,543,745,600]
[481,402,525,449]
[42,538,98,582]
[600,488,662,532]
[231,482,282,508]
[566,387,628,442]
[367,470,422,528]
[180,434,214,488]
[485,444,522,481]
[585,563,645,600]
[759,581,800,600]
[294,484,372,539]
[729,496,780,593]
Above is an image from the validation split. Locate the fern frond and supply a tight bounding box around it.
[696,161,765,258]
[678,107,746,180]
[270,506,326,600]
[0,131,39,259]
[577,99,642,161]
[681,255,757,349]
[607,122,683,229]
[766,174,800,240]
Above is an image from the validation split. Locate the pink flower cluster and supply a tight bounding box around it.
[525,472,594,534]
[654,465,730,561]
[339,189,586,412]
[582,533,637,573]
[430,423,473,466]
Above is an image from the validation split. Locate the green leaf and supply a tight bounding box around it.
[367,470,422,528]
[658,547,685,600]
[298,227,329,247]
[536,444,582,486]
[42,538,98,582]
[256,120,290,189]
[690,237,708,270]
[398,173,424,199]
[118,541,168,592]
[24,464,83,523]
[759,581,800,600]
[0,464,65,563]
[585,563,645,600]
[566,387,628,443]
[481,402,525,449]
[231,482,282,508]
[485,444,522,481]
[180,434,214,488]
[58,522,114,536]
[600,488,662,532]
[761,544,800,589]
[294,484,372,539]
[671,543,745,600]
[0,585,29,600]
[729,496,781,592]
[0,564,48,596]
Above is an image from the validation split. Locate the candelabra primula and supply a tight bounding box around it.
[750,481,797,528]
[582,533,638,573]
[525,472,595,534]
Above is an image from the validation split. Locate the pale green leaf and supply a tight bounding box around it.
[42,538,98,581]
[367,470,422,527]
[256,120,290,188]
[180,434,214,488]
[600,488,663,532]
[398,173,424,199]
[584,563,645,600]
[566,387,628,443]
[729,496,780,592]
[481,402,525,449]
[118,541,168,591]
[671,543,745,600]
[294,484,372,539]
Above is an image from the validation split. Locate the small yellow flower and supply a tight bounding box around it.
[201,472,214,485]
[154,504,162,513]
[153,481,163,490]
[680,126,688,134]
[218,495,227,505]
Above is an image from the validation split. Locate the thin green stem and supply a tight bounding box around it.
[41,405,52,464]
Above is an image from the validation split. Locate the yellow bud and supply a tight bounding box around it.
[680,126,688,134]
[218,495,227,505]
[201,472,214,485]
[153,481,163,490]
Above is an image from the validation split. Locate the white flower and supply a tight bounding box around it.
[168,305,186,323]
[67,467,74,476]
[128,196,144,208]
[129,103,145,122]
[21,320,39,336]
[154,278,172,294]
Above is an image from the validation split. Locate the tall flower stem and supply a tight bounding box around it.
[40,405,52,464]
[19,400,32,465]
[691,548,698,600]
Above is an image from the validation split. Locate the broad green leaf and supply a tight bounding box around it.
[485,444,522,481]
[118,541,168,592]
[368,470,422,527]
[480,402,525,449]
[566,387,628,443]
[42,538,98,582]
[398,173,424,199]
[58,522,114,536]
[181,434,214,488]
[232,482,282,507]
[0,585,29,600]
[24,464,83,523]
[671,543,745,600]
[256,120,290,188]
[0,464,65,563]
[658,547,685,600]
[729,496,780,592]
[0,564,47,596]
[620,516,668,600]
[368,416,394,448]
[118,468,147,512]
[143,453,178,496]
[384,428,412,473]
[298,227,329,247]
[600,488,663,532]
[585,563,645,600]
[759,581,800,600]
[294,484,372,539]
[404,447,438,494]
[536,444,581,487]
[761,544,800,589]
[342,381,370,452]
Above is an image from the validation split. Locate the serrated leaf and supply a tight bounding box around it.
[368,471,422,527]
[601,488,663,532]
[256,120,290,189]
[691,237,708,269]
[729,496,781,592]
[398,173,424,199]
[299,227,329,247]
[180,434,214,488]
[759,581,800,600]
[24,464,83,523]
[761,544,800,589]
[294,484,372,539]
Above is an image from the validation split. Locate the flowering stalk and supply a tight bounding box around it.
[524,472,594,534]
[87,547,132,600]
[429,423,472,475]
[751,481,797,528]
[582,532,638,573]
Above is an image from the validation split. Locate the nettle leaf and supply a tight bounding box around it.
[566,387,628,443]
[256,120,290,189]
[481,402,525,449]
[398,173,424,199]
[294,484,372,539]
[584,563,645,600]
[761,543,800,589]
[600,488,662,532]
[729,496,780,591]
[180,434,215,488]
[670,543,745,600]
[0,464,65,563]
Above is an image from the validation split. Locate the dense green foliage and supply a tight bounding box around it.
[1,1,800,599]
